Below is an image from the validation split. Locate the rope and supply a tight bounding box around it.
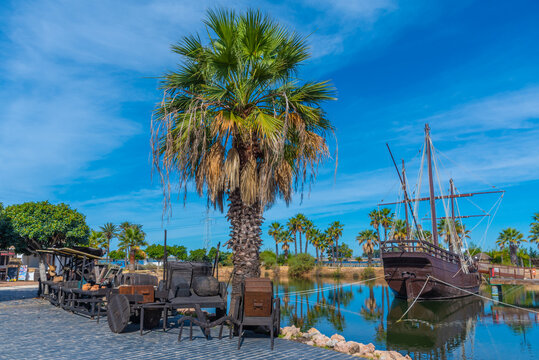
[396,276,430,323]
[429,275,539,315]
[277,275,387,297]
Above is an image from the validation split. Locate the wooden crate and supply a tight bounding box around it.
[119,285,155,303]
[244,278,273,317]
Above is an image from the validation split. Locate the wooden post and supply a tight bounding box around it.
[163,229,167,284]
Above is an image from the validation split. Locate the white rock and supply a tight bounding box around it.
[326,339,338,348]
[346,341,361,354]
[307,327,320,335]
[305,340,314,346]
[331,334,346,342]
[333,341,349,353]
[312,334,330,347]
[281,325,301,339]
[358,343,376,356]
[374,350,390,360]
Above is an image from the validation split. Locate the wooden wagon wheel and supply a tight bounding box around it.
[107,294,130,333]
[143,309,162,329]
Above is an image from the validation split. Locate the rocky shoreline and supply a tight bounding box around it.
[281,326,410,360]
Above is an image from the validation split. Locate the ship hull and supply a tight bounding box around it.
[382,251,481,300]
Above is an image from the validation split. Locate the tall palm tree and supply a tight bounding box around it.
[392,219,407,241]
[296,214,308,254]
[88,230,106,249]
[287,216,302,255]
[368,209,382,247]
[329,221,344,266]
[151,9,336,298]
[99,222,118,262]
[303,218,313,253]
[356,229,377,266]
[279,230,294,258]
[323,227,334,264]
[308,227,322,262]
[268,222,283,259]
[497,228,526,265]
[529,213,539,249]
[118,226,148,270]
[379,208,394,243]
[438,218,454,250]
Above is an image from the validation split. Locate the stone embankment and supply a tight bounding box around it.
[280,326,410,360]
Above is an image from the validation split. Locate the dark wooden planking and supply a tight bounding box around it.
[107,294,130,333]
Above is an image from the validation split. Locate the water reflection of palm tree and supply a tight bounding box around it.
[360,283,382,322]
[285,279,352,332]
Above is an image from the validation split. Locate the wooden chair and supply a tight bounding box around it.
[236,278,280,350]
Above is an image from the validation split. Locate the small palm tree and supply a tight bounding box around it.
[307,227,321,261]
[99,222,118,262]
[529,213,539,249]
[88,230,106,249]
[379,208,394,243]
[368,209,382,246]
[279,230,294,258]
[287,215,303,255]
[392,219,407,241]
[119,226,148,270]
[303,218,313,253]
[328,221,344,266]
[323,227,334,263]
[497,228,526,265]
[268,222,283,259]
[357,229,377,266]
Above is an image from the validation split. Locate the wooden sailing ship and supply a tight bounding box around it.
[380,124,503,300]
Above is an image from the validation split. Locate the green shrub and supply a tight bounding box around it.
[260,250,277,269]
[288,253,315,278]
[361,267,376,280]
[221,253,233,266]
[277,253,290,265]
[352,272,360,280]
[332,267,343,279]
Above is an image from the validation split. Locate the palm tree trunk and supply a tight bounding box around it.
[336,238,340,266]
[294,233,297,255]
[305,235,309,253]
[227,189,263,304]
[275,241,279,260]
[315,247,319,264]
[107,238,110,263]
[376,227,382,261]
[299,232,302,254]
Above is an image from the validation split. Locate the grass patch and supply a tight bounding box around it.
[361,267,376,280]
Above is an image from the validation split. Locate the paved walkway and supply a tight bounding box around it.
[0,287,356,359]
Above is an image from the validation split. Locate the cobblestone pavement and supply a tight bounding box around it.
[0,287,356,360]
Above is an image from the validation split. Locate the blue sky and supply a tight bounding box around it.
[1,0,538,254]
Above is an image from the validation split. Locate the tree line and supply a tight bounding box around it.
[267,214,345,265]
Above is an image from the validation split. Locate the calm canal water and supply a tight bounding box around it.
[276,278,538,360]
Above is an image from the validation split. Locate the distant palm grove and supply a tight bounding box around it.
[1,201,537,272]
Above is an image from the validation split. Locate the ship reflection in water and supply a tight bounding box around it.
[278,279,538,360]
[386,297,483,358]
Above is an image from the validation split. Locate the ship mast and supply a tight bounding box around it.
[425,124,439,246]
[402,159,410,238]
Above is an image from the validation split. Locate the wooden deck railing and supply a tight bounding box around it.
[477,262,537,279]
[380,239,460,264]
